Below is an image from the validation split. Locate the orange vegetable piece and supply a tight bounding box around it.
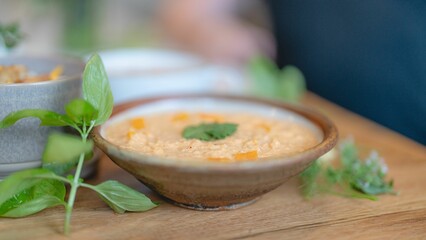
[49,65,63,80]
[172,112,189,122]
[233,150,258,161]
[207,157,231,162]
[127,130,135,139]
[130,117,145,129]
[257,123,271,133]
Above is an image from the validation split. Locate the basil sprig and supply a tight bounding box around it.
[300,140,395,200]
[0,54,157,235]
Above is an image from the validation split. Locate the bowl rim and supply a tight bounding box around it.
[92,94,338,172]
[0,55,84,87]
[98,47,208,78]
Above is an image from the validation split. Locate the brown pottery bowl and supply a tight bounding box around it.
[93,95,338,210]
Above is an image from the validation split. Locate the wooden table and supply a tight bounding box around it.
[1,93,425,240]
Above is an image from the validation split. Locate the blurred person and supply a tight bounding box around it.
[160,0,426,145]
[159,0,275,65]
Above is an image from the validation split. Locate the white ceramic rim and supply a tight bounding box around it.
[0,161,41,179]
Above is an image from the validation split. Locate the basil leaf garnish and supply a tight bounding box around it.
[82,54,113,125]
[183,123,238,141]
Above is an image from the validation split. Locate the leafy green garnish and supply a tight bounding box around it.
[0,22,23,50]
[65,99,98,125]
[0,180,66,218]
[248,56,306,102]
[340,144,394,195]
[42,133,94,175]
[182,123,238,141]
[0,169,66,217]
[0,110,73,129]
[82,54,113,125]
[83,180,158,214]
[0,54,157,235]
[0,169,63,205]
[300,140,395,200]
[0,99,98,130]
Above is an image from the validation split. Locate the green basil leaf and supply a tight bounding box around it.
[65,98,98,125]
[0,179,66,218]
[277,65,306,102]
[0,109,73,129]
[352,179,394,195]
[83,54,113,125]
[247,56,280,98]
[340,141,359,167]
[182,123,238,141]
[247,56,306,102]
[2,195,65,218]
[42,132,93,175]
[0,22,23,49]
[347,150,395,195]
[88,180,157,213]
[0,168,59,205]
[0,188,33,214]
[299,160,321,199]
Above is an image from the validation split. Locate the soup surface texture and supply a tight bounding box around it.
[105,112,321,162]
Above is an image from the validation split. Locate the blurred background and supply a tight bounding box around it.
[0,0,276,102]
[0,0,271,59]
[0,0,164,55]
[1,0,425,144]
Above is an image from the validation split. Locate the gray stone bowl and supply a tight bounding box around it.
[0,56,84,179]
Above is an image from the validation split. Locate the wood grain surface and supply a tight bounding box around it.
[0,93,425,240]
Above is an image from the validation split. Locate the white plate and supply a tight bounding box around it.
[97,48,248,104]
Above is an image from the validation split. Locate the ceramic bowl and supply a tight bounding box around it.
[0,56,84,179]
[93,95,338,210]
[98,48,246,104]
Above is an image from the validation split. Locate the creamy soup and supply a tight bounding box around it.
[105,112,321,162]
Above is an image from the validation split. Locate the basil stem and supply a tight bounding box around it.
[63,121,95,235]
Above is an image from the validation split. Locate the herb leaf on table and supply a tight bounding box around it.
[300,139,395,200]
[83,180,158,214]
[0,180,66,218]
[0,169,66,217]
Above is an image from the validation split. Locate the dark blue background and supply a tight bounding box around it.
[267,0,426,144]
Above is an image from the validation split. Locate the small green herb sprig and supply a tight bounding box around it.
[247,56,306,102]
[0,22,23,50]
[0,54,157,235]
[182,123,238,141]
[300,139,396,200]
